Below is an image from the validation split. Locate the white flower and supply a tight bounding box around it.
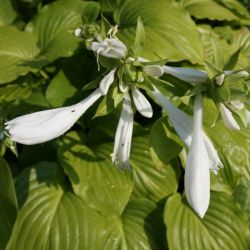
[219,103,240,130]
[131,87,153,118]
[163,66,208,84]
[143,65,164,78]
[185,94,210,218]
[5,89,103,145]
[90,38,127,59]
[152,87,223,217]
[112,93,133,170]
[5,69,118,145]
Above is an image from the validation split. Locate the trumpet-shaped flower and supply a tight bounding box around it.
[219,103,240,130]
[163,66,208,84]
[185,94,210,218]
[90,38,127,59]
[112,93,133,170]
[5,69,117,145]
[5,89,103,145]
[152,87,222,217]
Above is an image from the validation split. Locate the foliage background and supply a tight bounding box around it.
[0,0,250,249]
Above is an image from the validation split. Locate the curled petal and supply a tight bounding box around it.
[131,87,153,118]
[247,111,250,126]
[90,38,127,59]
[163,66,208,84]
[143,65,164,78]
[99,69,116,95]
[219,103,240,130]
[112,93,133,170]
[185,94,210,218]
[5,89,102,145]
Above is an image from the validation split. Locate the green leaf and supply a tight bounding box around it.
[183,0,238,21]
[224,47,242,70]
[0,157,18,250]
[0,83,32,109]
[102,199,166,250]
[130,136,180,203]
[0,0,17,26]
[114,0,203,63]
[233,179,250,222]
[0,27,39,84]
[82,2,100,23]
[7,162,108,250]
[58,131,133,216]
[25,0,93,62]
[149,117,183,165]
[99,0,123,12]
[94,85,124,118]
[164,193,249,250]
[131,17,145,56]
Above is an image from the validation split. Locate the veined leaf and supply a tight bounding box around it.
[7,162,108,250]
[114,0,203,63]
[0,27,39,84]
[0,157,18,250]
[164,193,249,250]
[0,0,17,26]
[26,0,97,62]
[58,131,133,216]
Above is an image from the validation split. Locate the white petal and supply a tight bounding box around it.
[219,103,240,130]
[119,82,129,93]
[152,86,193,147]
[143,65,164,78]
[215,73,225,86]
[6,89,102,145]
[185,94,210,218]
[131,87,153,118]
[112,93,133,170]
[163,66,208,84]
[90,38,127,59]
[99,69,116,95]
[203,134,223,173]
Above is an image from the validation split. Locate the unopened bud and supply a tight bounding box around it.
[215,73,225,86]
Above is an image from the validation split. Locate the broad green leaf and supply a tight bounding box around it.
[0,83,32,109]
[0,157,18,250]
[149,117,183,165]
[164,193,249,250]
[99,0,122,12]
[82,2,100,23]
[7,162,108,250]
[102,199,166,250]
[114,0,203,63]
[233,179,250,222]
[0,27,39,84]
[46,70,79,107]
[58,131,133,216]
[26,0,95,62]
[204,99,250,191]
[183,0,238,21]
[216,0,250,18]
[0,0,17,26]
[130,136,180,203]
